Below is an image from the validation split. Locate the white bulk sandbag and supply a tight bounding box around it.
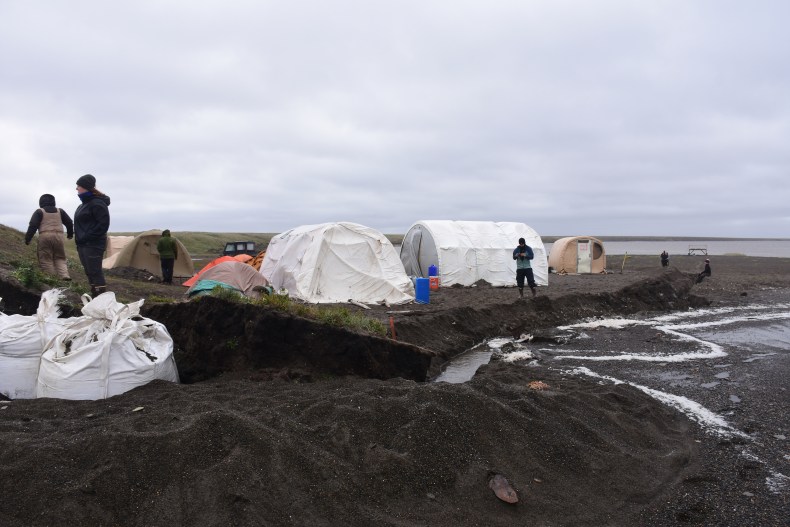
[0,289,71,399]
[36,292,179,400]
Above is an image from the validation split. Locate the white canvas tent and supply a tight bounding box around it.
[399,220,548,287]
[548,236,607,274]
[102,229,195,279]
[260,222,415,304]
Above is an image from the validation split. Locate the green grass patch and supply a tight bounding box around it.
[11,261,65,288]
[199,287,386,336]
[147,294,177,304]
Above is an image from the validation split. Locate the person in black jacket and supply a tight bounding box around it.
[74,174,111,296]
[25,194,74,280]
[696,258,712,284]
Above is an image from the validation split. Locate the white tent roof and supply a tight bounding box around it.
[400,220,548,287]
[260,222,415,304]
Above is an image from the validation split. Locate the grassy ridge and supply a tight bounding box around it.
[114,231,405,259]
[0,225,406,264]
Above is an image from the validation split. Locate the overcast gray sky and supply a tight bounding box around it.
[1,1,788,237]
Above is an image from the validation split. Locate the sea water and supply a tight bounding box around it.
[544,239,790,257]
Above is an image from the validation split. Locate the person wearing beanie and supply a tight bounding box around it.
[513,236,537,298]
[156,229,179,284]
[24,194,74,280]
[74,174,111,296]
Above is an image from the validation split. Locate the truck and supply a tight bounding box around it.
[222,241,258,257]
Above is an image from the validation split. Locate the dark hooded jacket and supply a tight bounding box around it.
[74,192,111,247]
[25,194,74,244]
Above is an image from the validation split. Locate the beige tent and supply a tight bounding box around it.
[102,229,195,279]
[105,235,135,258]
[548,236,606,274]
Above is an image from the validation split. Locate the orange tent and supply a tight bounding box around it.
[182,256,237,287]
[248,250,266,271]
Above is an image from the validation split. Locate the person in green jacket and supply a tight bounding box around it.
[156,229,179,284]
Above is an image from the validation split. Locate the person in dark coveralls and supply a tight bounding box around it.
[696,258,712,283]
[24,194,74,280]
[660,250,669,268]
[156,229,179,284]
[513,237,537,298]
[74,174,111,297]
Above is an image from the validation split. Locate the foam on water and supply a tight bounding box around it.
[566,366,748,439]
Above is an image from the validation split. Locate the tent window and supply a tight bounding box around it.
[593,243,603,259]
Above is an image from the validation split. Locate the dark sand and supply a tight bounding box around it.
[1,254,789,526]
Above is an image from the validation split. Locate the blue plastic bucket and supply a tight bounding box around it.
[428,264,438,277]
[415,277,430,304]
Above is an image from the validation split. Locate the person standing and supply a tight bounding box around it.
[74,174,111,297]
[24,194,74,280]
[696,258,712,284]
[513,237,537,298]
[156,229,179,284]
[660,250,669,268]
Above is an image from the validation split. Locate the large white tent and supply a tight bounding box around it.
[260,222,415,304]
[399,220,548,287]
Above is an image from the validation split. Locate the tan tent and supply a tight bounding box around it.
[548,236,606,274]
[105,235,135,258]
[103,229,195,279]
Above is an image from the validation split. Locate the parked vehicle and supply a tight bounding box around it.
[222,241,257,257]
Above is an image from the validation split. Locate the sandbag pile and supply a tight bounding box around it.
[1,290,179,401]
[0,290,70,399]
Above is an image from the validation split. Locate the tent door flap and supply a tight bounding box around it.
[577,240,592,273]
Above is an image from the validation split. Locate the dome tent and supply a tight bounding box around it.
[548,236,607,274]
[186,261,270,298]
[261,222,415,304]
[102,229,194,280]
[399,220,548,287]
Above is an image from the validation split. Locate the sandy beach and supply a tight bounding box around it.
[1,253,789,525]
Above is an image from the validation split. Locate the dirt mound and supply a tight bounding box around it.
[105,266,160,282]
[142,297,434,383]
[0,364,697,527]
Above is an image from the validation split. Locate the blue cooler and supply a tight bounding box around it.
[415,277,430,304]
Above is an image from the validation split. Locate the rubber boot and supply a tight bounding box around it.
[93,285,107,297]
[518,288,523,298]
[531,287,537,298]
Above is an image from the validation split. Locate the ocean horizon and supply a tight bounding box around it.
[543,239,790,258]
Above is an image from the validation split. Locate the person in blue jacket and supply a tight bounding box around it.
[74,174,111,297]
[513,237,536,298]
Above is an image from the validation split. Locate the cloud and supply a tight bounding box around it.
[1,0,789,237]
